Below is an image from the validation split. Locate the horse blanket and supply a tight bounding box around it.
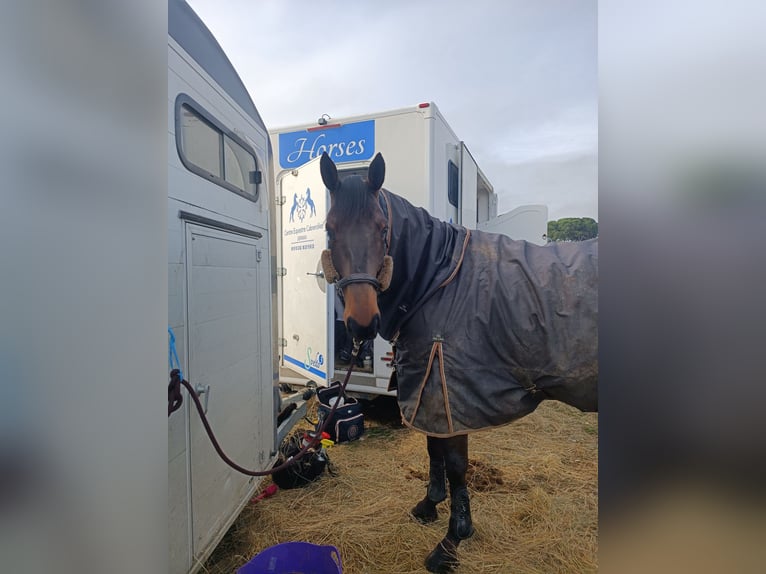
[377,190,598,437]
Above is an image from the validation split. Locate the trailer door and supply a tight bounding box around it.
[184,224,268,562]
[279,156,332,385]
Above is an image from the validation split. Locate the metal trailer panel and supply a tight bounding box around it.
[168,2,277,573]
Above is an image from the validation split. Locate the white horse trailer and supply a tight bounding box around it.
[168,2,294,572]
[269,103,548,397]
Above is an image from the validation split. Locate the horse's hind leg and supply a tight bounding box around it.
[425,434,473,573]
[411,435,448,524]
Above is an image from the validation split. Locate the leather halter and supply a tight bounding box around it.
[327,189,393,294]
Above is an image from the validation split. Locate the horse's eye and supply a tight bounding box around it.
[327,229,335,241]
[381,227,388,239]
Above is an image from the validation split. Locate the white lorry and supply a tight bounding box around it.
[269,103,548,397]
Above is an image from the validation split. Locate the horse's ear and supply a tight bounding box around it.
[320,152,339,193]
[367,153,385,192]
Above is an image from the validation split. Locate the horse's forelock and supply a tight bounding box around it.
[330,175,377,221]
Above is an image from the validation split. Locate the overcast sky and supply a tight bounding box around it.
[186,0,597,221]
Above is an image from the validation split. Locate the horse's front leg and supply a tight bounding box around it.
[425,434,473,573]
[411,435,448,523]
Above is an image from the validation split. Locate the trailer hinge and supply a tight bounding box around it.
[276,195,286,206]
[278,338,288,348]
[256,249,263,262]
[276,267,287,277]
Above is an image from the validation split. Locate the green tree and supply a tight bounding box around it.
[547,217,598,242]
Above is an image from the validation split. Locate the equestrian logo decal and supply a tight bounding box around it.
[289,187,317,223]
[284,185,322,252]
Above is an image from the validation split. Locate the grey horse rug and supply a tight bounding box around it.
[376,190,598,437]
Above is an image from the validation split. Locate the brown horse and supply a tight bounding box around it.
[320,152,598,573]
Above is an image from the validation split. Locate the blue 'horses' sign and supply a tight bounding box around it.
[278,120,375,169]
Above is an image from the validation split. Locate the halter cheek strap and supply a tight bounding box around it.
[376,254,393,291]
[321,249,339,284]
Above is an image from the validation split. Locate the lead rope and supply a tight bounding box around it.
[168,335,361,478]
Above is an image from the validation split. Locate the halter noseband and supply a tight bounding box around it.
[321,250,393,293]
[336,273,383,291]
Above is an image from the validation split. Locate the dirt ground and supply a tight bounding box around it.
[203,396,598,574]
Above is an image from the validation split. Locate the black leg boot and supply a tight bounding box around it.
[449,486,474,540]
[411,458,447,523]
[428,457,447,503]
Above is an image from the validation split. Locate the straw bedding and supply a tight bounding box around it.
[203,398,597,574]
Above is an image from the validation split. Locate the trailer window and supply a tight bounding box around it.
[224,135,256,190]
[448,160,459,208]
[180,105,221,178]
[175,95,260,202]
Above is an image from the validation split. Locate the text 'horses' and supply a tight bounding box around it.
[320,152,598,573]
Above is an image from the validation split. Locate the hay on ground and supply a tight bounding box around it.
[203,398,598,574]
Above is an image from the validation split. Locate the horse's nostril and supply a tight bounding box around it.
[346,315,380,341]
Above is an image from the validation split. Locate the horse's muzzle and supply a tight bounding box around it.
[346,314,380,341]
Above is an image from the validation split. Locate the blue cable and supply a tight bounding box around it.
[168,326,183,381]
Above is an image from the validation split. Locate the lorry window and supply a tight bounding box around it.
[448,160,459,208]
[176,95,259,201]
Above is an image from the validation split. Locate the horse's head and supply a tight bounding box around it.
[320,152,393,341]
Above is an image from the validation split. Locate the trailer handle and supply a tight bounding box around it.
[195,383,211,414]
